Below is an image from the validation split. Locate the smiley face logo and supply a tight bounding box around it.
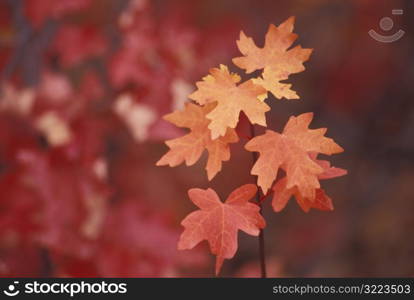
[369,9,405,43]
[3,281,20,297]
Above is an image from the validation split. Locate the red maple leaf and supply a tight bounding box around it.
[272,156,347,212]
[178,184,265,275]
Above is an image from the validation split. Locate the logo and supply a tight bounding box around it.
[3,281,20,297]
[369,9,405,43]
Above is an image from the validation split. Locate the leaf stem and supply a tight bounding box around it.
[249,124,267,278]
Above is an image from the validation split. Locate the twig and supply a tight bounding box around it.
[249,123,267,278]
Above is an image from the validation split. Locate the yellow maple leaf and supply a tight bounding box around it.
[232,17,313,100]
[156,102,238,180]
[189,64,269,139]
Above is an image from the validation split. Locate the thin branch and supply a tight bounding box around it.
[249,123,267,278]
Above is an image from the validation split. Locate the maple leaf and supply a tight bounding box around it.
[272,157,347,212]
[245,112,344,197]
[232,17,313,100]
[156,102,239,180]
[189,64,269,139]
[178,184,265,275]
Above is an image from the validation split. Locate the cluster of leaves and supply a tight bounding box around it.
[0,0,243,276]
[157,17,347,274]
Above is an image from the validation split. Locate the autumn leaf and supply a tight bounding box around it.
[245,112,344,198]
[178,184,265,275]
[272,156,347,212]
[189,64,269,139]
[232,17,312,100]
[156,102,238,180]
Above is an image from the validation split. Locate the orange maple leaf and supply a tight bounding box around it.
[245,112,344,197]
[189,64,269,139]
[156,102,238,180]
[178,184,265,275]
[272,156,347,212]
[232,17,312,100]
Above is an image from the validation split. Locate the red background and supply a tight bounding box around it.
[0,0,413,277]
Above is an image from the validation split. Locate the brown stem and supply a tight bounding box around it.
[249,124,267,278]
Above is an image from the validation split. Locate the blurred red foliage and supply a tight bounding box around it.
[0,0,239,277]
